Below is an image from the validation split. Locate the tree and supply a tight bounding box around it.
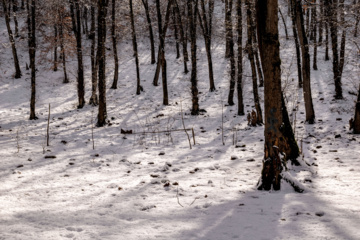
[236,0,244,115]
[174,0,189,73]
[198,0,215,91]
[2,0,22,79]
[226,0,236,106]
[141,0,156,64]
[28,0,37,120]
[293,0,315,124]
[256,0,299,191]
[245,0,262,124]
[89,1,98,105]
[69,0,85,108]
[352,83,360,133]
[110,0,119,89]
[188,0,199,115]
[129,0,142,95]
[97,0,109,127]
[290,0,302,87]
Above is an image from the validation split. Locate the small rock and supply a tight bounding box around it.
[159,151,165,156]
[44,155,56,159]
[336,118,342,121]
[329,150,338,152]
[208,180,213,184]
[16,164,24,168]
[335,134,341,138]
[316,146,322,149]
[231,156,238,160]
[150,174,159,178]
[247,159,255,162]
[315,211,325,217]
[148,162,154,165]
[172,182,179,185]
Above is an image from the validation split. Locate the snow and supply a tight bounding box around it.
[1,4,360,240]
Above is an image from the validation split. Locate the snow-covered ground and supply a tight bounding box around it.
[1,6,360,240]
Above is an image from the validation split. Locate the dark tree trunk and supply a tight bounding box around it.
[141,0,156,64]
[246,0,262,124]
[172,7,180,59]
[225,0,230,58]
[2,0,21,79]
[97,0,109,127]
[236,0,244,116]
[110,0,119,89]
[153,0,173,106]
[83,6,88,36]
[353,84,360,133]
[89,3,98,105]
[290,0,303,88]
[325,0,343,99]
[70,0,85,108]
[325,21,330,61]
[294,0,315,124]
[58,11,68,84]
[189,0,199,115]
[129,0,141,95]
[12,0,19,37]
[256,0,300,191]
[318,0,323,45]
[226,0,236,106]
[54,24,58,71]
[313,0,318,70]
[28,0,37,120]
[174,0,189,73]
[278,8,289,40]
[198,0,215,91]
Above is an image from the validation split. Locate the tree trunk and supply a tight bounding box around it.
[58,11,68,84]
[294,0,315,124]
[141,0,156,64]
[172,7,180,59]
[290,0,303,88]
[353,83,360,133]
[225,0,230,58]
[110,0,119,89]
[325,21,330,61]
[28,0,37,120]
[278,8,289,40]
[198,0,215,91]
[97,0,109,127]
[54,24,58,71]
[12,0,19,37]
[174,0,189,73]
[318,0,323,45]
[2,0,22,79]
[226,0,236,106]
[246,0,262,124]
[129,0,141,95]
[236,0,244,115]
[313,0,318,70]
[256,0,300,191]
[70,0,85,108]
[89,3,98,105]
[325,0,343,99]
[189,0,199,115]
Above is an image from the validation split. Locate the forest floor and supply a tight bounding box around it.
[1,10,360,240]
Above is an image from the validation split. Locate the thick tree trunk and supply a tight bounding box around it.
[189,0,199,115]
[97,0,109,127]
[110,0,119,89]
[89,3,98,105]
[236,0,244,115]
[294,0,315,124]
[141,0,156,64]
[2,0,22,79]
[256,0,300,191]
[129,0,141,95]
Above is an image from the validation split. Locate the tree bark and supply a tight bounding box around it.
[129,0,141,95]
[58,10,68,84]
[198,0,215,91]
[28,0,37,120]
[70,0,85,108]
[313,0,318,70]
[89,3,98,105]
[294,0,315,124]
[246,0,262,124]
[54,24,58,71]
[236,0,244,115]
[2,0,22,79]
[174,0,189,73]
[110,0,119,89]
[256,0,300,191]
[226,0,236,106]
[353,83,360,133]
[141,0,156,64]
[189,0,199,115]
[97,0,109,127]
[290,0,303,88]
